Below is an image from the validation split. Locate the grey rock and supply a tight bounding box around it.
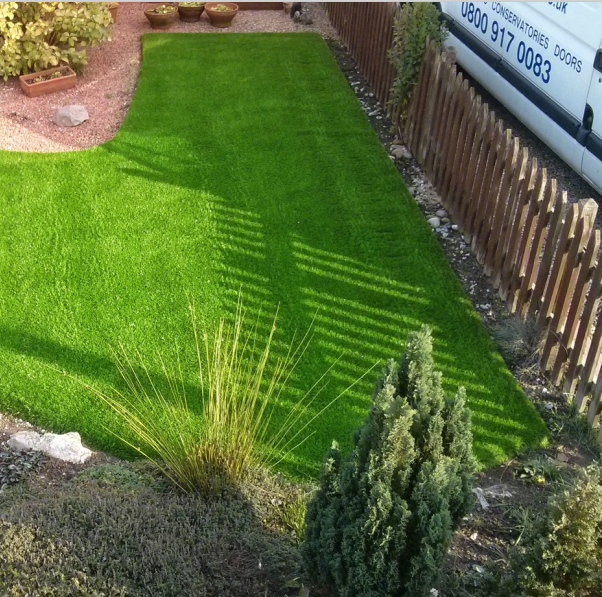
[52,104,89,127]
[8,430,92,464]
[427,216,441,229]
[390,144,412,160]
[472,487,490,510]
[482,484,512,499]
[451,224,459,230]
[435,209,448,218]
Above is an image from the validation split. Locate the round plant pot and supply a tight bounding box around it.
[107,2,119,22]
[205,2,238,27]
[144,4,178,29]
[178,4,205,22]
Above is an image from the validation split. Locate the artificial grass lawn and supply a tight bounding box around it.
[0,33,547,477]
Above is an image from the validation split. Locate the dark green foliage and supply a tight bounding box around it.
[0,475,300,596]
[0,447,47,491]
[490,465,602,596]
[389,3,447,117]
[302,326,475,596]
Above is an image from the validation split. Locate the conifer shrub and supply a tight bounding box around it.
[302,325,475,596]
[0,2,112,80]
[489,464,602,596]
[389,3,447,119]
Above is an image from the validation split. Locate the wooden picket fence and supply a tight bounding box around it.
[324,3,399,113]
[324,4,602,440]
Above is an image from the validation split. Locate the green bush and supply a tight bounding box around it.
[389,3,447,118]
[0,476,300,596]
[0,2,112,80]
[491,465,602,596]
[302,325,475,596]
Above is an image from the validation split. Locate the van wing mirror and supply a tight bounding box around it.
[595,49,602,73]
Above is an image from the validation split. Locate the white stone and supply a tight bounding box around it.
[482,484,513,499]
[427,216,441,229]
[472,487,489,510]
[451,224,459,230]
[52,105,89,127]
[390,144,412,160]
[8,431,92,464]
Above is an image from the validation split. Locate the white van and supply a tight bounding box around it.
[438,2,602,195]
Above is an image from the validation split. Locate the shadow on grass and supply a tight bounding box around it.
[100,138,546,472]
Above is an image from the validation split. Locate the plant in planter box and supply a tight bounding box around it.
[178,2,205,22]
[205,2,238,28]
[19,65,77,97]
[144,4,178,29]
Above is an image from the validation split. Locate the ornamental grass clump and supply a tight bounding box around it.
[0,2,112,80]
[88,299,357,495]
[302,325,475,597]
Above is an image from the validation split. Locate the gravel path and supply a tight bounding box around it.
[0,3,337,153]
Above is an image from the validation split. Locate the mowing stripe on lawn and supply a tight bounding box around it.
[0,33,547,478]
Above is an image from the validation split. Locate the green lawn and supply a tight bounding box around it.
[0,33,547,477]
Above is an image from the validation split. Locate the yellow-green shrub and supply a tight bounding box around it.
[0,2,112,80]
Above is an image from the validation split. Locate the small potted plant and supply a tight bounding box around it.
[107,2,119,22]
[19,66,77,98]
[178,2,205,22]
[144,3,178,29]
[205,2,238,27]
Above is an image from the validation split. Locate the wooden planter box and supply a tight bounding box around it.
[19,66,76,98]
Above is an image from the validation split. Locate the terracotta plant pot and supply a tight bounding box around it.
[19,66,77,98]
[205,2,238,27]
[178,3,205,22]
[107,2,119,22]
[144,3,178,29]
